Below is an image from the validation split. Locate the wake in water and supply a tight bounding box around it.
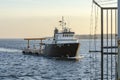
[0,47,22,53]
[67,55,84,59]
[50,55,84,61]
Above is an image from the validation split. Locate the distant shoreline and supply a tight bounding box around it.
[75,34,117,39]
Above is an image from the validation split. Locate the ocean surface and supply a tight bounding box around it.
[0,39,116,80]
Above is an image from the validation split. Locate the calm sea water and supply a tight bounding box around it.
[0,39,116,80]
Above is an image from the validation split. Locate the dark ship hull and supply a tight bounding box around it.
[44,43,80,57]
[22,17,81,59]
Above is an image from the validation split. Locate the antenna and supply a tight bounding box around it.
[59,16,66,30]
[62,16,64,29]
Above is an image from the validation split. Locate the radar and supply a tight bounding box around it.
[54,28,58,34]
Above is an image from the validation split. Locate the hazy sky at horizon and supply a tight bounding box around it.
[0,0,97,38]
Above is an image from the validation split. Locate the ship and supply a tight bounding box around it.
[23,17,80,58]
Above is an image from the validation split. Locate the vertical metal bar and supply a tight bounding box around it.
[101,8,104,80]
[111,9,113,80]
[118,0,120,79]
[27,40,30,48]
[40,40,42,53]
[118,0,120,37]
[94,4,97,80]
[89,2,93,80]
[118,40,120,80]
[115,9,117,80]
[106,10,109,80]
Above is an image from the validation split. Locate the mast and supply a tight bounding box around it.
[59,16,66,30]
[62,16,64,29]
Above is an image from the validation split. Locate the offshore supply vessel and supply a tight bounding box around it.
[23,17,80,58]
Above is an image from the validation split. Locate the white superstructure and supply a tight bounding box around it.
[45,17,78,44]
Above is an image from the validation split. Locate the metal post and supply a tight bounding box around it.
[106,10,109,80]
[101,8,104,80]
[118,0,120,38]
[111,9,113,80]
[118,41,120,80]
[40,40,42,53]
[27,40,30,48]
[115,9,117,80]
[118,0,120,80]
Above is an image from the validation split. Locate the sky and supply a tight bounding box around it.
[0,0,103,38]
